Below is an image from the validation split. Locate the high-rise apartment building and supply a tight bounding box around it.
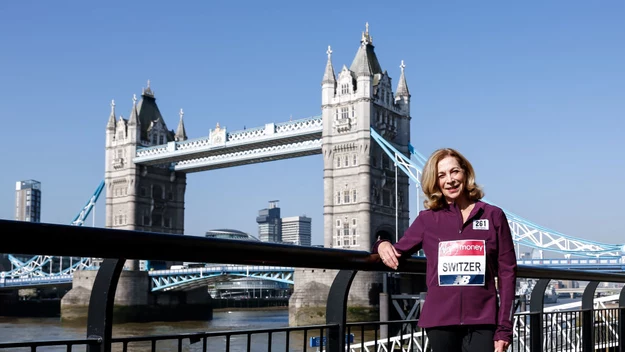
[15,180,41,222]
[281,216,312,246]
[256,200,281,243]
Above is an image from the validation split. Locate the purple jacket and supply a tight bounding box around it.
[372,200,517,343]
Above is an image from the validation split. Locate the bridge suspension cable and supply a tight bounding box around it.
[370,127,624,259]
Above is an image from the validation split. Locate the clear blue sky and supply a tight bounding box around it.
[0,1,623,247]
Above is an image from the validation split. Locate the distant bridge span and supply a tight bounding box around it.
[148,265,294,292]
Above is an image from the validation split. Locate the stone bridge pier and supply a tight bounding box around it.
[61,269,213,323]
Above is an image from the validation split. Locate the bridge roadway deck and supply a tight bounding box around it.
[132,116,322,172]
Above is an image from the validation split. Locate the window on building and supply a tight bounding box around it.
[344,190,350,203]
[383,189,391,207]
[341,83,349,95]
[341,106,349,120]
[352,190,357,203]
[336,156,341,168]
[152,185,163,199]
[143,209,150,226]
[352,154,357,166]
[336,192,341,205]
[152,213,162,227]
[344,156,348,167]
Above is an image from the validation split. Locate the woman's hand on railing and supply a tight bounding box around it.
[377,241,401,270]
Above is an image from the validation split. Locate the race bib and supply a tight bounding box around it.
[438,240,486,286]
[473,219,489,230]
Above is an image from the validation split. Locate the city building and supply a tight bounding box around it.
[205,229,260,241]
[201,228,290,299]
[256,200,281,243]
[15,180,41,222]
[281,216,312,246]
[210,277,291,300]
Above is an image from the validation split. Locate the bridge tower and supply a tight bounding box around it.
[104,82,188,270]
[290,23,412,325]
[61,84,192,322]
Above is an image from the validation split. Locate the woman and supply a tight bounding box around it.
[373,148,517,352]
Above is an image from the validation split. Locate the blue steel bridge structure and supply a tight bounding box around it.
[1,117,624,293]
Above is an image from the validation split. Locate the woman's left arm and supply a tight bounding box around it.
[494,209,518,345]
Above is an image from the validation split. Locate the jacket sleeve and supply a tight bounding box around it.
[494,208,518,343]
[371,211,426,256]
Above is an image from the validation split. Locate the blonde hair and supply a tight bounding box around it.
[421,148,484,210]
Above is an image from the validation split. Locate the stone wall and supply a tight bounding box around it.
[288,268,383,326]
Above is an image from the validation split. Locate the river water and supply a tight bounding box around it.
[0,308,324,352]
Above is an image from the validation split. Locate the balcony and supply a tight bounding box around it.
[335,117,352,133]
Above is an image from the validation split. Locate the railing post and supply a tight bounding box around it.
[326,270,357,352]
[581,281,599,352]
[86,258,125,352]
[618,285,625,352]
[529,279,550,352]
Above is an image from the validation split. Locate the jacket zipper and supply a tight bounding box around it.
[456,204,480,325]
[456,204,465,325]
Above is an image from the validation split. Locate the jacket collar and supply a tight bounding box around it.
[444,199,486,218]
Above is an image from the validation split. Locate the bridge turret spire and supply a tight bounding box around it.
[107,99,116,130]
[395,60,410,116]
[128,94,139,126]
[322,45,336,85]
[322,45,336,105]
[395,60,410,97]
[142,79,154,97]
[175,108,188,141]
[350,22,381,78]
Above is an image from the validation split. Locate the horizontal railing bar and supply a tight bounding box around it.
[345,319,419,326]
[0,338,101,348]
[0,220,411,271]
[516,265,625,282]
[2,219,625,283]
[110,323,338,342]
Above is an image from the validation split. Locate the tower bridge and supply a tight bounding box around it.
[2,23,624,323]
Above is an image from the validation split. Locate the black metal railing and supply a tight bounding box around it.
[109,324,335,352]
[0,219,624,352]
